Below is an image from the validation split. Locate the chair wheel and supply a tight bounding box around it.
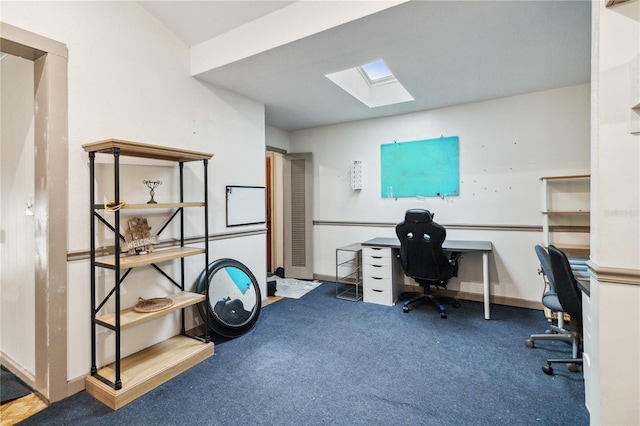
[403,306,409,313]
[542,365,554,375]
[440,313,447,319]
[567,363,579,372]
[525,339,534,348]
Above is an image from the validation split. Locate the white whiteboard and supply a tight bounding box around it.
[226,186,266,227]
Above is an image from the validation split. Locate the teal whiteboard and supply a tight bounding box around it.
[381,136,459,198]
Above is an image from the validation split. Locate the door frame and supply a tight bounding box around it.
[1,22,69,402]
[266,149,285,273]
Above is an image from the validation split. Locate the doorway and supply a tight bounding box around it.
[266,150,284,274]
[0,22,69,402]
[1,51,36,385]
[266,150,314,279]
[266,156,272,272]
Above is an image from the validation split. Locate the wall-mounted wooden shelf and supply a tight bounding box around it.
[543,243,590,252]
[542,210,590,215]
[540,175,591,253]
[539,174,590,181]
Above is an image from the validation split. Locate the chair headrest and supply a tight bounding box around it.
[404,209,434,224]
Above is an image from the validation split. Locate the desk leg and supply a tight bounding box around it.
[483,252,490,320]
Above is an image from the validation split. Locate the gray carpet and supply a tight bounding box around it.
[1,366,31,404]
[21,282,588,425]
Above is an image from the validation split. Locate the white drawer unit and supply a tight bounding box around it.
[362,249,393,267]
[363,276,395,306]
[363,263,393,279]
[362,246,403,306]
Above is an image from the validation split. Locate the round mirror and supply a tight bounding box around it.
[197,259,261,338]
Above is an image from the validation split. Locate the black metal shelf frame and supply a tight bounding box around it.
[88,147,210,390]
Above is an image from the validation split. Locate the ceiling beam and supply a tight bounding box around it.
[190,0,406,77]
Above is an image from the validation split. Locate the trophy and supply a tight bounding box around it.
[142,180,162,204]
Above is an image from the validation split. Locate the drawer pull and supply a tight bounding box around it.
[371,277,382,280]
[372,289,383,293]
[372,256,382,259]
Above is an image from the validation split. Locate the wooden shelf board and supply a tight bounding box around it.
[548,225,590,233]
[85,335,214,410]
[82,139,213,162]
[540,174,590,181]
[545,243,590,251]
[542,210,590,215]
[96,247,205,269]
[95,291,205,329]
[122,202,204,209]
[95,202,204,210]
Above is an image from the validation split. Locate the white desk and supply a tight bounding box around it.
[361,237,493,319]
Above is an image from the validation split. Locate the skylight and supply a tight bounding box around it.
[325,59,414,108]
[358,60,397,86]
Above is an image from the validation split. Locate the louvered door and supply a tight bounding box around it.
[284,153,313,279]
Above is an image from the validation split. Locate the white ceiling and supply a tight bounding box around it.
[138,0,591,132]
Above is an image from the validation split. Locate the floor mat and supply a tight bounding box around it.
[1,368,31,404]
[273,278,322,299]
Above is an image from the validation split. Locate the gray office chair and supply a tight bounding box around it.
[542,245,584,375]
[395,209,460,318]
[525,245,574,350]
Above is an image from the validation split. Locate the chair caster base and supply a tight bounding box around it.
[525,339,534,348]
[401,295,454,318]
[542,358,582,375]
[437,304,447,319]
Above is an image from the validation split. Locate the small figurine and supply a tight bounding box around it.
[143,180,162,204]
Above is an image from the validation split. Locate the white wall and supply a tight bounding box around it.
[588,0,640,423]
[266,125,291,152]
[0,53,36,374]
[1,1,266,382]
[289,84,590,303]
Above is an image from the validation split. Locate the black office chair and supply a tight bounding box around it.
[542,245,584,375]
[396,209,461,318]
[526,245,575,350]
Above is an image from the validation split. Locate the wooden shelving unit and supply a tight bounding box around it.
[83,139,214,409]
[540,174,591,254]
